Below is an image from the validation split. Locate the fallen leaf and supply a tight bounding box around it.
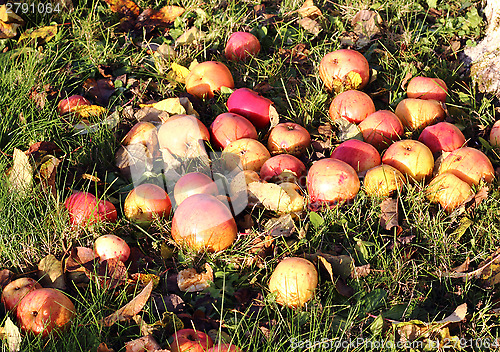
[98,258,129,290]
[265,214,295,237]
[83,78,116,106]
[248,182,291,213]
[8,148,33,197]
[333,118,362,141]
[157,5,185,23]
[167,62,190,84]
[101,280,154,327]
[4,317,21,352]
[38,254,66,290]
[103,0,141,17]
[400,71,413,90]
[452,257,470,273]
[0,269,13,288]
[317,256,354,297]
[124,335,161,352]
[435,303,467,324]
[153,97,186,115]
[311,253,354,279]
[269,105,280,129]
[298,17,321,36]
[37,155,60,198]
[297,0,322,18]
[0,20,21,39]
[177,263,213,292]
[129,273,160,289]
[152,294,186,314]
[97,342,115,352]
[0,5,24,24]
[351,10,382,40]
[468,186,488,209]
[175,27,205,45]
[380,198,399,230]
[353,264,371,278]
[115,143,153,180]
[442,248,500,287]
[26,141,60,160]
[19,25,58,44]
[0,5,24,39]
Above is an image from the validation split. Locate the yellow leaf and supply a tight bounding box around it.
[0,5,24,24]
[176,27,205,45]
[188,59,199,71]
[248,182,291,213]
[0,20,20,39]
[8,148,32,196]
[158,5,185,23]
[170,62,190,84]
[103,0,141,17]
[72,105,107,118]
[153,98,186,115]
[19,25,57,43]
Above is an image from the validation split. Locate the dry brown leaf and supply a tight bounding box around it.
[103,0,141,17]
[177,263,213,292]
[297,0,322,18]
[101,280,154,327]
[380,198,399,230]
[38,155,60,198]
[0,269,13,288]
[443,248,500,287]
[98,258,129,290]
[351,10,382,40]
[158,5,185,23]
[435,303,467,324]
[124,335,161,352]
[0,20,20,39]
[452,257,470,273]
[0,5,24,24]
[265,214,295,237]
[353,264,371,278]
[298,17,321,36]
[38,254,66,290]
[318,256,354,297]
[8,148,33,196]
[97,342,115,352]
[65,247,98,273]
[312,253,354,279]
[400,71,413,90]
[129,273,160,290]
[83,78,115,106]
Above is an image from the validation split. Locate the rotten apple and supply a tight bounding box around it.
[267,122,311,156]
[319,49,370,92]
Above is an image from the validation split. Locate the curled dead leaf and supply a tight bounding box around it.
[103,0,141,17]
[38,254,66,290]
[297,0,322,18]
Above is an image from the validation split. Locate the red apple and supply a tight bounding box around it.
[382,140,434,183]
[307,158,360,210]
[395,98,445,130]
[358,110,404,150]
[227,88,274,129]
[185,61,234,99]
[64,192,117,227]
[267,122,311,156]
[425,172,473,212]
[207,344,243,352]
[225,31,261,61]
[489,120,500,147]
[171,194,237,252]
[94,235,130,262]
[1,278,42,313]
[174,172,219,206]
[16,288,75,338]
[328,90,376,124]
[124,183,172,226]
[330,139,381,174]
[210,113,258,149]
[260,154,307,185]
[418,122,467,155]
[57,95,91,115]
[222,138,271,172]
[170,329,214,352]
[319,49,370,92]
[407,76,448,102]
[437,147,494,186]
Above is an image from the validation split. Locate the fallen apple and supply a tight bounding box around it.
[382,139,434,183]
[64,192,117,227]
[124,183,172,226]
[174,172,219,206]
[319,49,370,92]
[16,288,75,338]
[489,120,500,147]
[210,112,258,149]
[171,194,238,252]
[406,76,448,102]
[206,344,243,352]
[330,139,381,174]
[94,235,130,263]
[57,95,91,115]
[425,172,473,212]
[358,110,404,150]
[225,31,261,61]
[328,90,376,124]
[268,257,318,308]
[363,164,406,198]
[122,121,159,153]
[437,147,494,186]
[267,122,311,156]
[222,138,271,173]
[259,154,307,185]
[395,98,445,130]
[185,61,234,99]
[1,278,42,313]
[418,122,467,155]
[170,329,214,352]
[227,88,274,129]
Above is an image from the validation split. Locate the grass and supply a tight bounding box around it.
[1,0,500,350]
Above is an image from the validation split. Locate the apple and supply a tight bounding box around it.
[207,344,242,352]
[222,138,271,173]
[227,88,274,129]
[328,90,376,124]
[174,172,219,206]
[260,154,307,185]
[358,110,404,150]
[171,194,238,252]
[64,192,117,227]
[124,183,172,226]
[382,140,434,183]
[225,31,261,61]
[1,278,42,313]
[330,139,381,174]
[122,121,159,152]
[363,164,406,198]
[267,122,311,156]
[157,114,211,167]
[210,113,258,149]
[57,95,91,115]
[395,98,445,130]
[268,257,318,308]
[319,49,370,92]
[437,147,494,186]
[489,120,500,147]
[307,158,360,210]
[185,61,234,99]
[94,235,130,263]
[16,288,75,338]
[425,172,473,212]
[418,122,467,155]
[170,329,214,352]
[407,76,448,102]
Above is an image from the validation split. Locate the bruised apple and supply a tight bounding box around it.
[94,235,130,263]
[260,154,306,185]
[382,140,434,183]
[267,122,311,156]
[418,122,466,155]
[227,88,274,129]
[437,147,494,186]
[489,120,500,147]
[171,194,237,252]
[170,329,214,352]
[407,76,448,102]
[364,164,406,198]
[1,278,42,313]
[425,172,473,212]
[225,31,261,61]
[124,183,172,226]
[185,61,234,99]
[358,110,404,150]
[57,95,91,115]
[319,49,370,92]
[307,159,360,210]
[16,288,75,338]
[268,257,318,308]
[207,344,242,352]
[330,139,381,173]
[395,98,445,130]
[174,172,219,205]
[328,90,376,124]
[210,113,258,149]
[222,138,271,172]
[64,192,117,227]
